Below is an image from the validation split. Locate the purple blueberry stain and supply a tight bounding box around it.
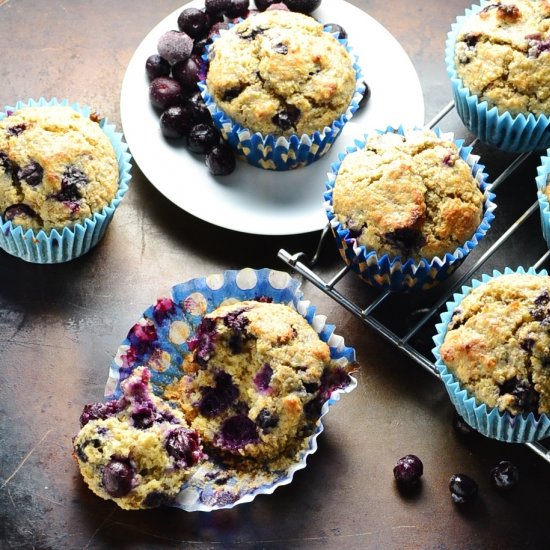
[153,297,176,324]
[127,321,158,357]
[188,317,217,367]
[253,363,273,392]
[219,414,259,450]
[197,371,239,417]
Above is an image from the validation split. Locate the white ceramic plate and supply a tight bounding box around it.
[120,0,425,235]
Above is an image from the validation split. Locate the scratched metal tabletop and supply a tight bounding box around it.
[1,1,550,548]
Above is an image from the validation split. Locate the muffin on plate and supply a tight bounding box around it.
[199,9,364,170]
[447,0,550,152]
[0,98,131,263]
[73,367,204,510]
[324,126,496,291]
[433,268,550,442]
[165,299,353,462]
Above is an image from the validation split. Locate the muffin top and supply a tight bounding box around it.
[165,299,352,463]
[454,0,550,116]
[332,128,484,261]
[0,105,119,231]
[439,273,550,416]
[73,367,203,510]
[205,10,356,136]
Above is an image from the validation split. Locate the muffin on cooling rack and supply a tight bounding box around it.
[447,0,550,152]
[433,268,550,442]
[199,9,364,170]
[324,126,496,291]
[0,98,131,263]
[536,149,550,248]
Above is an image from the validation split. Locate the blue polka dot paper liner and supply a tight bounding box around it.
[446,1,550,153]
[324,126,496,292]
[432,267,550,443]
[105,268,357,512]
[0,97,132,263]
[199,26,365,171]
[536,150,550,248]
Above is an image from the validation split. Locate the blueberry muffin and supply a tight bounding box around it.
[72,367,204,510]
[439,273,550,416]
[0,105,119,231]
[454,0,550,118]
[164,300,354,463]
[331,127,485,262]
[205,9,356,137]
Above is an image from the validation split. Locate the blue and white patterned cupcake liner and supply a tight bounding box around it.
[324,126,496,292]
[105,268,357,512]
[433,266,550,442]
[536,150,550,248]
[0,97,132,263]
[199,25,365,171]
[446,1,550,153]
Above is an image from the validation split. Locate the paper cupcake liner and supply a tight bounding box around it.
[104,268,357,512]
[0,97,132,263]
[446,1,550,153]
[324,126,496,292]
[199,27,365,171]
[536,150,550,248]
[432,266,550,442]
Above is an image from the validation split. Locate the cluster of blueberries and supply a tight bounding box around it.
[145,0,324,176]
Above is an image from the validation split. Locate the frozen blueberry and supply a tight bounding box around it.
[206,143,236,176]
[164,427,202,468]
[220,414,259,450]
[149,77,185,110]
[187,123,220,154]
[226,0,250,18]
[283,0,322,13]
[102,458,136,498]
[157,30,193,65]
[188,91,212,123]
[172,57,201,91]
[160,105,195,139]
[177,7,210,39]
[393,454,423,485]
[449,473,478,504]
[490,460,519,491]
[205,0,233,16]
[17,162,43,187]
[145,54,171,80]
[255,0,280,10]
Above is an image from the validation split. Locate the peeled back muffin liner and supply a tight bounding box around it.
[104,267,357,512]
[432,266,550,442]
[0,98,132,263]
[199,25,365,171]
[324,126,496,292]
[446,1,550,153]
[536,150,550,248]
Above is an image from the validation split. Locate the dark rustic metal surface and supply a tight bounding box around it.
[1,1,550,548]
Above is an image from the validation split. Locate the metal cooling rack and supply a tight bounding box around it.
[277,101,550,464]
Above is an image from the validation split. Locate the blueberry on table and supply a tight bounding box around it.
[206,143,236,176]
[145,54,171,80]
[177,7,210,39]
[449,473,478,504]
[490,460,519,491]
[283,0,322,14]
[393,454,423,485]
